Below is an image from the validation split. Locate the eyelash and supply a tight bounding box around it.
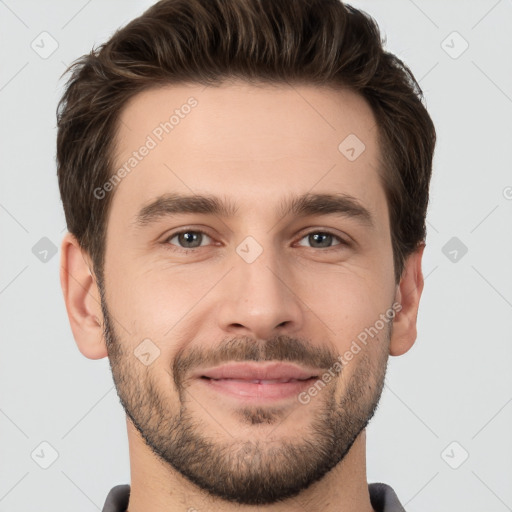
[162,228,350,253]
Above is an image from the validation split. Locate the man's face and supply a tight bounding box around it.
[100,81,397,505]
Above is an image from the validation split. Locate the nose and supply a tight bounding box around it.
[216,245,305,341]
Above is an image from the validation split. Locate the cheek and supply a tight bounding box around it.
[303,265,393,345]
[105,258,215,342]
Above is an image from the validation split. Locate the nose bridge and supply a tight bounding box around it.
[216,232,304,338]
[236,231,286,298]
[237,237,284,302]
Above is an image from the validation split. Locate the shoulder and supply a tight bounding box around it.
[368,482,406,512]
[101,484,130,512]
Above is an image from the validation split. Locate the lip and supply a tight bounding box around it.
[201,377,316,401]
[195,362,320,381]
[193,362,321,402]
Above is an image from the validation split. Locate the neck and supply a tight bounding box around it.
[125,419,375,512]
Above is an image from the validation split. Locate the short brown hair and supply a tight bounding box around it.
[57,0,436,285]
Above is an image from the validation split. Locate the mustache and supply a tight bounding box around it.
[172,335,340,389]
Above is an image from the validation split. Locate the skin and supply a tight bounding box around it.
[60,81,424,512]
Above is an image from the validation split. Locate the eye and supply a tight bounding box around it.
[162,228,350,253]
[164,229,213,250]
[296,231,348,250]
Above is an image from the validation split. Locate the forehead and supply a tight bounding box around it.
[110,81,387,228]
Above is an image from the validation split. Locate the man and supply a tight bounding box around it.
[57,0,436,510]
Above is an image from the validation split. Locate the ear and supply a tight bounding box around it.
[60,232,107,359]
[389,242,425,356]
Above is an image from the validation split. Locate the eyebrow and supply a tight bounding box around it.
[134,192,375,229]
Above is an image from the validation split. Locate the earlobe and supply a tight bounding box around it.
[60,232,108,360]
[389,243,425,357]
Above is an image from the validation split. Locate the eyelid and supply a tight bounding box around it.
[162,227,214,247]
[161,226,352,252]
[295,228,351,248]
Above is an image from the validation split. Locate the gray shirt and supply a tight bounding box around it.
[102,482,406,511]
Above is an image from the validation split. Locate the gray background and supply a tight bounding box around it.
[1,0,511,510]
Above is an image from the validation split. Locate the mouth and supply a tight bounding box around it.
[202,377,315,383]
[199,376,318,401]
[194,362,320,402]
[197,361,320,381]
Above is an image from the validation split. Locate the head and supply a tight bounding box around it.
[58,0,435,506]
